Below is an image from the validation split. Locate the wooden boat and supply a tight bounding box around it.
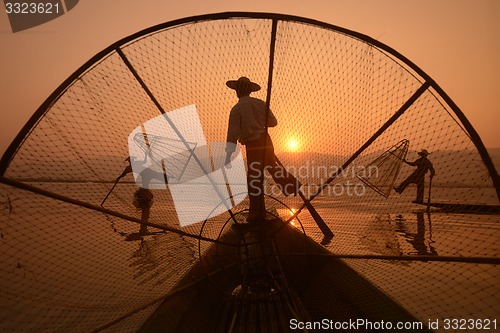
[416,202,500,214]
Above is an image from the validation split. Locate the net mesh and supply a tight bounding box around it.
[1,14,498,332]
[357,139,409,198]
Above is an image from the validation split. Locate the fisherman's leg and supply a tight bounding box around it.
[269,163,301,196]
[395,176,412,194]
[415,179,425,203]
[130,188,152,238]
[245,141,266,221]
[139,206,150,234]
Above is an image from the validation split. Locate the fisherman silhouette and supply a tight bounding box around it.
[394,149,435,204]
[224,77,301,222]
[115,156,169,240]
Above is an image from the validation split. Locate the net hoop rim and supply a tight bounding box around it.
[0,11,497,200]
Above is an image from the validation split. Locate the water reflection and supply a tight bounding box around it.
[129,232,197,287]
[107,198,197,287]
[395,212,438,256]
[108,209,165,241]
[359,214,404,257]
[360,212,439,258]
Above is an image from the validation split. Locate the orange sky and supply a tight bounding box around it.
[0,0,499,157]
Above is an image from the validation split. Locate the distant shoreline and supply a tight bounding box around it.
[12,179,496,189]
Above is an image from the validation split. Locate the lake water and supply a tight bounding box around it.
[0,182,498,332]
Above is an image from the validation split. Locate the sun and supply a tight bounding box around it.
[287,138,299,152]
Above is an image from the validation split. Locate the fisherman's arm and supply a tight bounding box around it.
[267,108,278,127]
[225,108,240,167]
[260,99,277,127]
[225,144,236,167]
[429,162,436,178]
[405,159,418,166]
[118,165,133,179]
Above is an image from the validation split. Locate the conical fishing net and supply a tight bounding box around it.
[0,13,498,333]
[357,139,410,198]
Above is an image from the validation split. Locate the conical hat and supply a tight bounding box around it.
[226,76,261,92]
[418,149,430,156]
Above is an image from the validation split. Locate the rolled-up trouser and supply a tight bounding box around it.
[245,134,302,221]
[395,173,425,202]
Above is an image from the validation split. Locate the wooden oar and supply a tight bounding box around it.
[101,162,132,206]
